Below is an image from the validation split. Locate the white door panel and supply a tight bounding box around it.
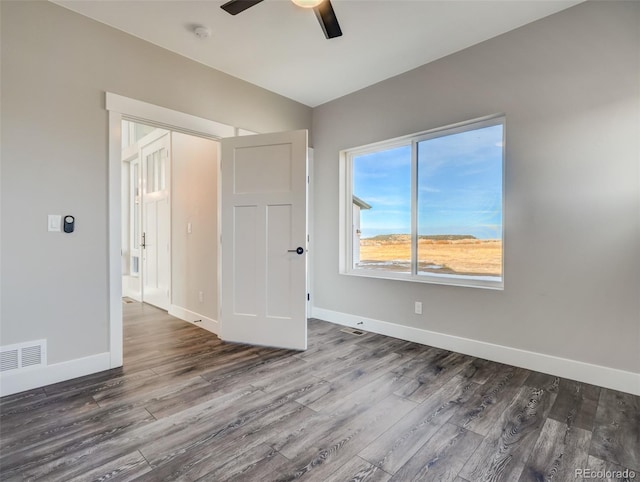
[266,204,295,319]
[141,133,171,311]
[232,205,258,316]
[221,130,308,350]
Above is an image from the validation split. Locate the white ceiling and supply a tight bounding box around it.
[52,0,582,107]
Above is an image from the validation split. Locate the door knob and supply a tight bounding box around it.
[287,247,305,255]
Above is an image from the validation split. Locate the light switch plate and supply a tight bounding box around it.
[48,215,62,232]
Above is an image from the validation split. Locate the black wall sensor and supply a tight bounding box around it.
[63,215,75,233]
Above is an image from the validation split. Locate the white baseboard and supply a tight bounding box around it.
[121,276,141,302]
[0,352,111,397]
[312,307,640,396]
[169,305,219,335]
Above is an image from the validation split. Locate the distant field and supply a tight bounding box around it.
[358,234,502,276]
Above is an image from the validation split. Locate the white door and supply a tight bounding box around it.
[220,130,308,350]
[141,133,171,310]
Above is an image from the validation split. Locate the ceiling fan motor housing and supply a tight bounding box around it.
[220,0,342,39]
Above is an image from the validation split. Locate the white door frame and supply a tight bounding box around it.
[107,93,235,368]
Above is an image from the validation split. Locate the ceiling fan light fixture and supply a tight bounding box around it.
[291,0,324,8]
[221,0,341,40]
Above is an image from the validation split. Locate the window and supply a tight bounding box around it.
[341,115,504,289]
[145,147,167,193]
[130,159,141,277]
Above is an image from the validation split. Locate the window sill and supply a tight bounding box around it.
[341,268,504,290]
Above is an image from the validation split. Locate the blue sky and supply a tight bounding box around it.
[353,124,503,239]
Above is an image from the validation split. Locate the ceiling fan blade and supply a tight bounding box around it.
[314,0,342,39]
[220,0,264,15]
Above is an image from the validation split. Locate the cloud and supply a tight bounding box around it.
[418,124,503,174]
[459,168,489,176]
[419,186,440,193]
[362,196,409,208]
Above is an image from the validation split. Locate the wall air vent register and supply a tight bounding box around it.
[0,340,47,373]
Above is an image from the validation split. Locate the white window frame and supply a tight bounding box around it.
[339,114,505,290]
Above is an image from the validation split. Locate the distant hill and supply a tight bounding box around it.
[365,234,477,241]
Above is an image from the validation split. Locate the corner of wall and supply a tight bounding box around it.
[168,305,219,335]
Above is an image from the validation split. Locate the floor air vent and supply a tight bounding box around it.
[0,340,46,373]
[340,327,367,336]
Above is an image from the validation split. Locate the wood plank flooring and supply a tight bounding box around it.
[1,302,639,481]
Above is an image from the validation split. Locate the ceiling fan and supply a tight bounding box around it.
[220,0,343,39]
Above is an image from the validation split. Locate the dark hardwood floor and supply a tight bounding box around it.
[1,302,638,481]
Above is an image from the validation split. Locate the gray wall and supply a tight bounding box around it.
[0,1,311,364]
[311,1,640,373]
[171,132,219,321]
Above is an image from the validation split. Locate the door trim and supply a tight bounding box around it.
[107,93,235,139]
[107,93,235,368]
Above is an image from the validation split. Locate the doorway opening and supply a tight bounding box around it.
[120,119,220,332]
[108,93,310,368]
[108,93,236,367]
